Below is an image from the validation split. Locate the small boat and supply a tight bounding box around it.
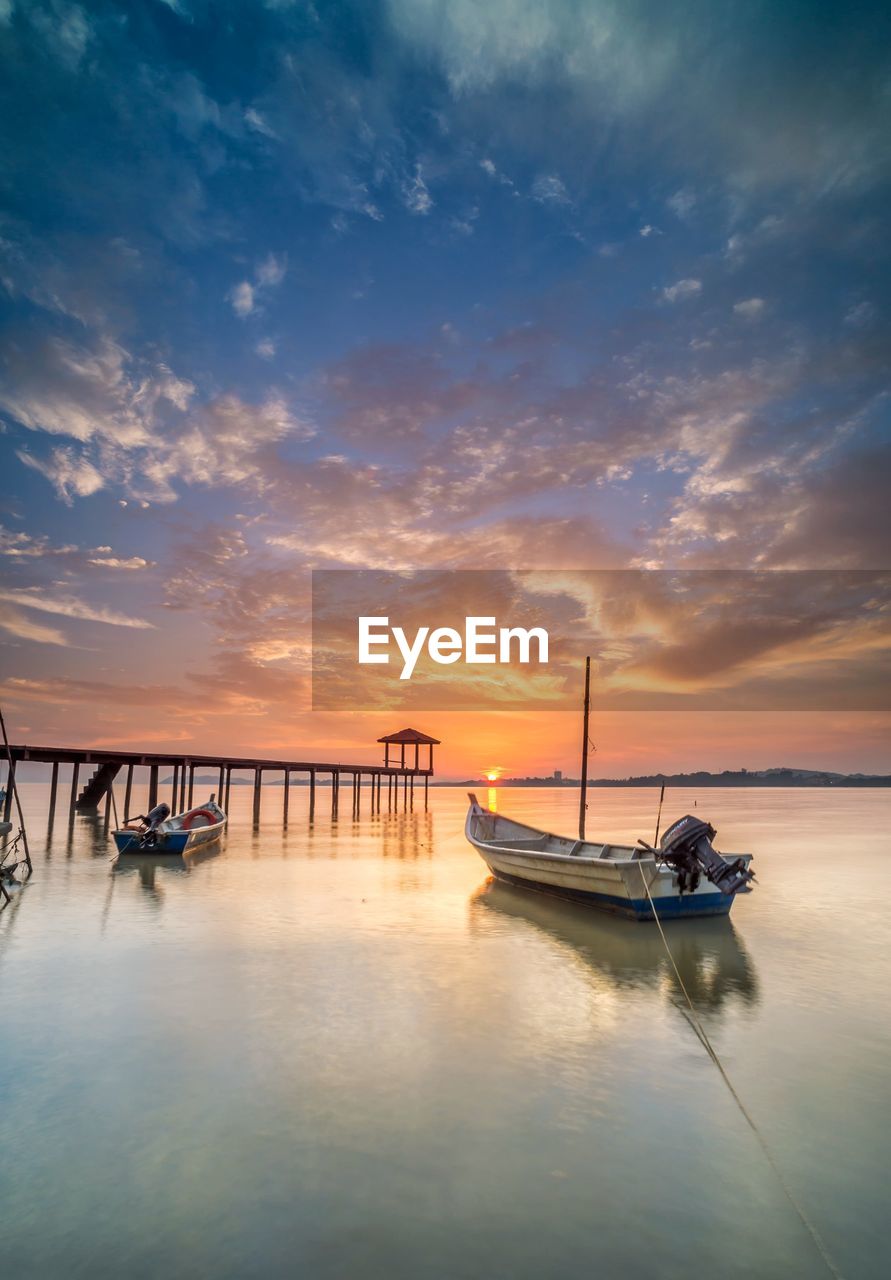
[464,655,755,921]
[465,795,754,921]
[113,796,227,855]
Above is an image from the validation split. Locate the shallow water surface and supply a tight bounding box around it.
[1,784,889,1279]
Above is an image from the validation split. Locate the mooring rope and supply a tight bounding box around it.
[637,863,845,1280]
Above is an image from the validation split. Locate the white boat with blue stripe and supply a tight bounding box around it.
[465,794,755,922]
[113,796,227,856]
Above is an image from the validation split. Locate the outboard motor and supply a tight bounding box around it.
[140,802,170,848]
[659,815,754,897]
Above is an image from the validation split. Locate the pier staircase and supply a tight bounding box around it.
[74,763,121,811]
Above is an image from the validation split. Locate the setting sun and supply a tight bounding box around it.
[486,772,499,783]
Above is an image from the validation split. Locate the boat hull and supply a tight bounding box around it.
[113,825,224,855]
[486,864,735,920]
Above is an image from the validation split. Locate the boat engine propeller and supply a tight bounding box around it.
[658,815,755,897]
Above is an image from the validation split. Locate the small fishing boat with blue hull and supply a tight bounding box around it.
[465,795,755,922]
[113,796,226,855]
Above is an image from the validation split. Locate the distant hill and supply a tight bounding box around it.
[444,767,891,788]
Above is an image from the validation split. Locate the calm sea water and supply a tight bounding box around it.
[1,782,889,1279]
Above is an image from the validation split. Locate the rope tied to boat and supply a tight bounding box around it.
[637,862,845,1280]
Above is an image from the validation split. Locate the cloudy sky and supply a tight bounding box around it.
[1,0,889,777]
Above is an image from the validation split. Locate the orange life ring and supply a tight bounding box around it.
[181,807,217,830]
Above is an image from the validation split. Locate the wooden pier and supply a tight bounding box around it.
[2,728,440,827]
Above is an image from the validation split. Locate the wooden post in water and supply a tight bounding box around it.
[49,761,59,819]
[187,763,195,809]
[0,705,32,875]
[218,765,224,800]
[224,768,232,810]
[332,770,339,818]
[171,766,179,810]
[309,768,316,821]
[69,762,80,818]
[252,768,262,825]
[148,764,159,809]
[283,769,290,826]
[103,787,112,828]
[2,761,13,822]
[424,774,428,807]
[123,764,133,822]
[579,655,591,842]
[180,765,188,812]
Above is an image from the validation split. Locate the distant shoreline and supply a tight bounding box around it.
[139,768,889,789]
[439,769,891,789]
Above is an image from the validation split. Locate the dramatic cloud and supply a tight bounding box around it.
[662,278,702,303]
[18,447,106,503]
[401,166,433,215]
[0,0,888,767]
[229,281,255,317]
[0,587,155,628]
[531,174,569,204]
[733,297,765,320]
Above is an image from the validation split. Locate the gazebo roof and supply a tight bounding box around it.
[377,727,441,745]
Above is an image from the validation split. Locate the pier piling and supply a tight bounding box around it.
[68,763,79,819]
[123,764,133,822]
[49,761,59,819]
[252,769,262,825]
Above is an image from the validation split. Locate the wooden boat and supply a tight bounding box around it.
[465,795,754,920]
[113,796,226,855]
[464,655,755,921]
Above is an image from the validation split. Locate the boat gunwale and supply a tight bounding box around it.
[465,804,656,870]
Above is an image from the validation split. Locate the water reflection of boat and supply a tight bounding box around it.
[470,879,759,1013]
[112,840,221,887]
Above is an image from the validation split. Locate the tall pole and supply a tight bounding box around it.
[578,655,591,842]
[654,783,666,847]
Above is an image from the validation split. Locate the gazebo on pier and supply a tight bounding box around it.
[378,727,440,773]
